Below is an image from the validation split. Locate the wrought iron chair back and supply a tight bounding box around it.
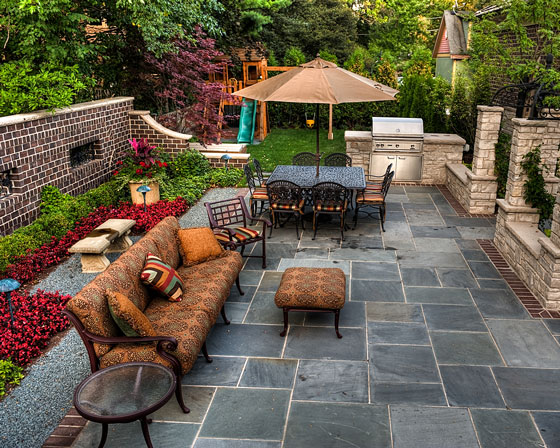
[366,163,392,184]
[244,164,257,192]
[205,196,248,229]
[354,170,394,232]
[267,180,305,239]
[311,181,349,240]
[324,153,352,167]
[252,158,267,187]
[292,152,317,166]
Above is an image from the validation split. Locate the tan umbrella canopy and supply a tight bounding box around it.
[233,57,398,175]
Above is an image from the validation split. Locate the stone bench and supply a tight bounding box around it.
[69,219,136,273]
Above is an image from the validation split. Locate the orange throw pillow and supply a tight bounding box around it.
[106,290,156,337]
[177,227,224,267]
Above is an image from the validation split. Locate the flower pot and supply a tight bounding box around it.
[129,182,160,206]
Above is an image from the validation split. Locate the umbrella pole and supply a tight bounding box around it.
[316,103,320,177]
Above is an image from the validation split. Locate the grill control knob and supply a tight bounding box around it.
[396,144,399,148]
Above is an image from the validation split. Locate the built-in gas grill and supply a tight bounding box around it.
[370,117,424,181]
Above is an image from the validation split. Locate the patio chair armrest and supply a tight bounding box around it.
[248,216,271,229]
[222,241,238,250]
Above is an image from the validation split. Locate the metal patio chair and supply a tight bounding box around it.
[354,170,394,231]
[267,180,305,239]
[311,181,349,241]
[324,153,352,167]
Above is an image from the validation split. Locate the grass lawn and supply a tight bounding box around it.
[245,128,346,172]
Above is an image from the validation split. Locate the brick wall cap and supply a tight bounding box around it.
[512,118,548,127]
[477,105,504,113]
[0,97,134,127]
[133,112,193,141]
[344,131,372,142]
[446,163,469,184]
[424,133,466,145]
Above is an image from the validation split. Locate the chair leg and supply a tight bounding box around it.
[340,212,345,241]
[353,204,359,229]
[220,305,230,325]
[294,213,300,240]
[201,342,213,363]
[269,212,274,238]
[235,276,245,296]
[261,238,267,269]
[174,376,190,413]
[312,212,318,240]
[380,204,386,232]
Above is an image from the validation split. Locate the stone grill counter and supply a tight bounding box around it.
[345,131,465,184]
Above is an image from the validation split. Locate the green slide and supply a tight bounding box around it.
[237,99,257,144]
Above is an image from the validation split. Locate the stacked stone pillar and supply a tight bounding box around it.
[493,118,560,310]
[464,106,503,213]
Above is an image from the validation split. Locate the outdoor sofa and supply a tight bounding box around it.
[63,216,243,409]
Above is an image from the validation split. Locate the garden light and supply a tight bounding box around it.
[221,154,232,172]
[0,278,21,329]
[136,185,151,212]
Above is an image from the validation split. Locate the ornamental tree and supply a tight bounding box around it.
[146,28,239,144]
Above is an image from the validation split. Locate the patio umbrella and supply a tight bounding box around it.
[233,57,399,176]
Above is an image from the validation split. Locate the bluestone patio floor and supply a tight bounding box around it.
[72,186,560,448]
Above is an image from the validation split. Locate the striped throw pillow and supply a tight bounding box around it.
[140,253,184,302]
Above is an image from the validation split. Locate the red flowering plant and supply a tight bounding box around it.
[113,138,170,189]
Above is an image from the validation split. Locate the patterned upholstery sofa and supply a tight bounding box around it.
[64,216,243,395]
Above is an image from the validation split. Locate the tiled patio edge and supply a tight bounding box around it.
[437,185,495,218]
[42,407,87,448]
[477,239,560,319]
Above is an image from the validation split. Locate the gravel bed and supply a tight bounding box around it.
[0,188,240,448]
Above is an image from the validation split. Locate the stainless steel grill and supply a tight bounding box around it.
[370,117,424,181]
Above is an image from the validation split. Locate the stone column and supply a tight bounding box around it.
[345,131,373,174]
[471,106,503,177]
[498,118,548,223]
[462,106,502,214]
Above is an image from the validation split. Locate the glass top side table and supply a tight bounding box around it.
[74,362,176,448]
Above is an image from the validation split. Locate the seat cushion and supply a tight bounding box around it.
[271,199,304,211]
[358,192,384,203]
[99,307,213,375]
[213,227,261,244]
[251,191,268,200]
[141,253,184,302]
[274,267,346,310]
[176,251,243,321]
[313,200,347,212]
[106,290,156,337]
[177,227,224,267]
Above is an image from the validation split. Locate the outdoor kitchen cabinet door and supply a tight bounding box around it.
[395,155,422,181]
[370,154,396,177]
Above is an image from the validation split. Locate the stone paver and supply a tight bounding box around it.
[67,186,560,447]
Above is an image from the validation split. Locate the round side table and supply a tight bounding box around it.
[74,362,176,448]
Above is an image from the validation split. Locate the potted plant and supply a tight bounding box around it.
[113,138,168,205]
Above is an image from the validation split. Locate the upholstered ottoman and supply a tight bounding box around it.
[274,267,346,338]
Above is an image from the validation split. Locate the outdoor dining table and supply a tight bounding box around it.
[266,165,366,194]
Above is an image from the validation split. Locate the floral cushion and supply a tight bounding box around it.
[274,267,346,310]
[177,227,224,267]
[141,253,184,302]
[213,227,260,244]
[106,290,157,337]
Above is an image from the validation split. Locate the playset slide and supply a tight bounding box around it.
[237,99,257,144]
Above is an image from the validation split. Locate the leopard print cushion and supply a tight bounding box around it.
[99,307,213,375]
[274,267,346,310]
[106,290,156,337]
[176,251,243,321]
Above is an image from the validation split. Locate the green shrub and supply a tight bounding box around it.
[495,132,512,199]
[521,145,555,221]
[208,168,243,187]
[0,61,93,116]
[160,176,208,204]
[0,180,125,273]
[169,150,211,178]
[0,359,23,397]
[284,47,306,66]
